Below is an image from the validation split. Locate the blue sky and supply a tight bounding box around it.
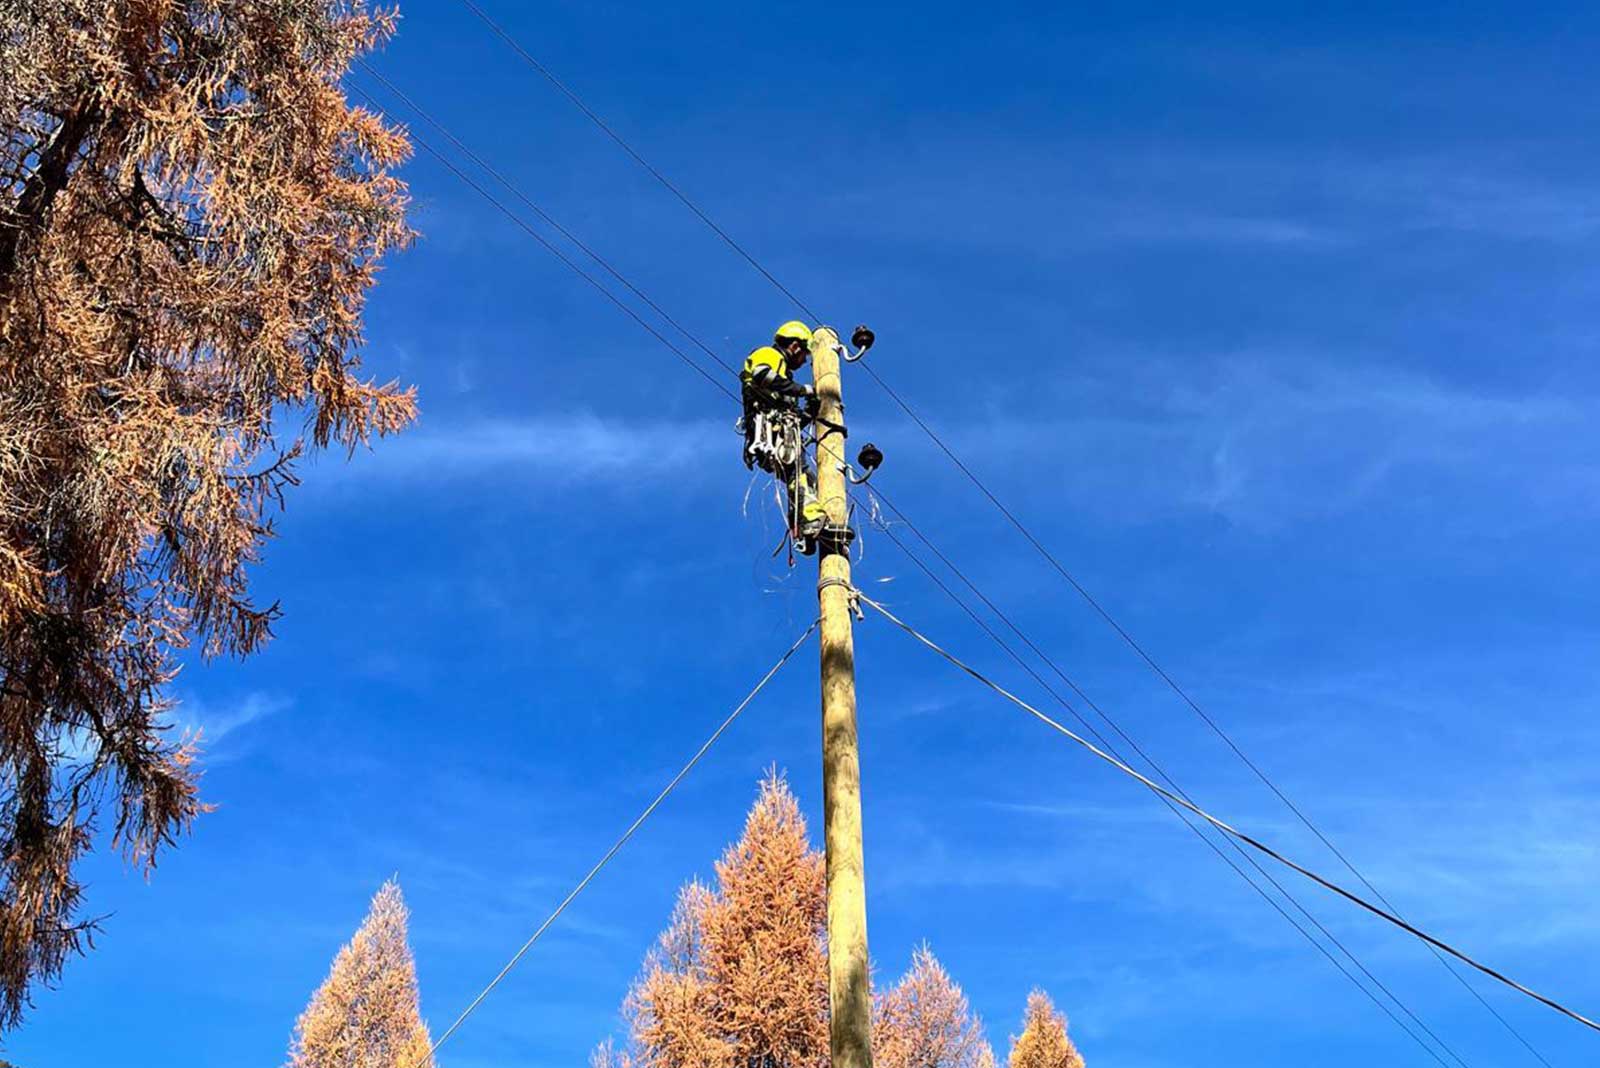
[14,2,1600,1066]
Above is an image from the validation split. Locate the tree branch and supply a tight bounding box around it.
[0,97,98,295]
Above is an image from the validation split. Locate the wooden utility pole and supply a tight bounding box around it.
[809,326,874,1068]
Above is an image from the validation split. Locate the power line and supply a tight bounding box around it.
[349,80,1441,1058]
[857,362,1558,1068]
[863,517,1452,1064]
[361,31,1554,1058]
[860,590,1600,1037]
[354,37,1469,1063]
[444,14,1556,1059]
[457,0,825,325]
[353,72,869,561]
[345,87,738,404]
[418,620,818,1063]
[861,488,1469,1068]
[354,80,1456,1046]
[345,77,848,1060]
[355,60,737,377]
[357,71,864,535]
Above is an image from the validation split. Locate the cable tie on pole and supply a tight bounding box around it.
[817,576,864,620]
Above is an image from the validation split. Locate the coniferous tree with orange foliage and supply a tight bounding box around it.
[0,0,415,1025]
[1006,991,1085,1068]
[287,879,433,1068]
[607,771,830,1068]
[601,773,1036,1068]
[874,945,998,1068]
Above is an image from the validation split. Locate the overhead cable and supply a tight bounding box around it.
[859,591,1600,1037]
[357,40,1549,1059]
[347,85,737,403]
[855,361,1555,1067]
[457,0,825,324]
[442,17,1557,1057]
[417,620,818,1063]
[862,491,1466,1067]
[353,72,869,561]
[356,59,736,377]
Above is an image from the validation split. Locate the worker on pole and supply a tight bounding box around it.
[742,320,827,553]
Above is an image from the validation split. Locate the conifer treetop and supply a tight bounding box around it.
[288,878,433,1068]
[1008,990,1085,1068]
[875,944,998,1068]
[625,771,828,1068]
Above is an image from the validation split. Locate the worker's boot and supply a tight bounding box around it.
[795,498,827,556]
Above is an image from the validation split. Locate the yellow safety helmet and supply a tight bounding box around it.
[774,321,814,346]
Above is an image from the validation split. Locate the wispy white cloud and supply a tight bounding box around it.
[330,413,728,486]
[1097,211,1346,248]
[58,690,289,767]
[979,799,1204,830]
[890,760,1600,963]
[167,691,290,762]
[1347,798,1600,953]
[1165,149,1600,243]
[1334,160,1600,241]
[936,354,1596,530]
[829,138,1600,256]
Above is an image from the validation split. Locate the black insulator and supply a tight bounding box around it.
[851,324,876,351]
[857,442,884,472]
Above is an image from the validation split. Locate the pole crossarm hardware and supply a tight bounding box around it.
[859,591,1600,1037]
[811,325,876,1068]
[412,621,819,1066]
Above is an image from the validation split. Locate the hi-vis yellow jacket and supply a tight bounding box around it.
[742,346,808,399]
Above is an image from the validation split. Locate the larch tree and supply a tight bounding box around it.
[0,0,415,1024]
[1006,991,1085,1068]
[874,945,997,1068]
[598,773,1028,1068]
[287,878,432,1068]
[618,771,830,1068]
